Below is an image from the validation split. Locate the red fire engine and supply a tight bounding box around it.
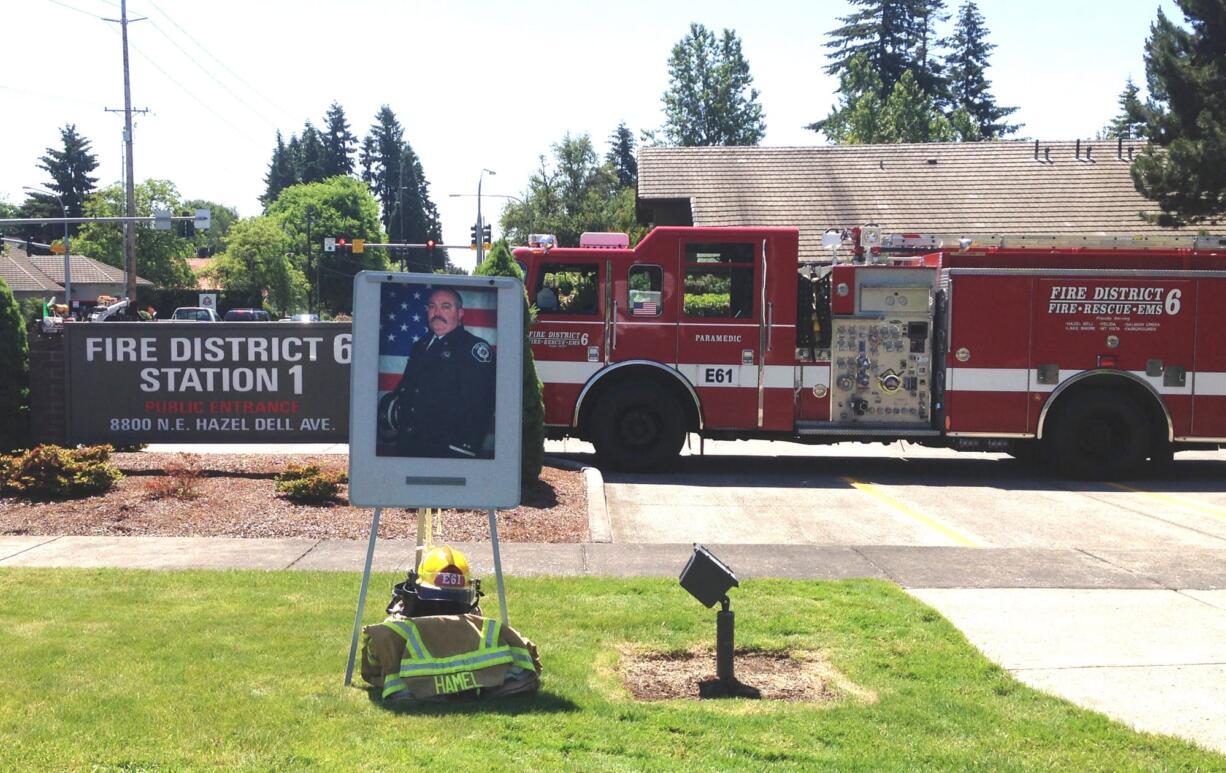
[513,227,1226,479]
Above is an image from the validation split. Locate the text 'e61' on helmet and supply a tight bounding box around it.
[417,545,477,607]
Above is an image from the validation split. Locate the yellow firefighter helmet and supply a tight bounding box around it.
[416,545,477,607]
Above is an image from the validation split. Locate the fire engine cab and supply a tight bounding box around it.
[513,227,1226,479]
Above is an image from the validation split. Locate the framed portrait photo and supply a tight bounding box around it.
[349,272,523,509]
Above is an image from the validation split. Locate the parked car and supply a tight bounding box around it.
[171,306,221,321]
[223,308,272,321]
[280,313,321,322]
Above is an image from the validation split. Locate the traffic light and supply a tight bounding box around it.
[425,238,436,253]
[336,238,349,253]
[470,225,478,249]
[482,224,492,248]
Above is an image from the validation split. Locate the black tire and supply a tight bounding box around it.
[1046,389,1151,480]
[590,383,685,472]
[1005,440,1047,471]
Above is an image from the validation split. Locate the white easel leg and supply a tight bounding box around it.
[487,508,509,627]
[343,506,382,687]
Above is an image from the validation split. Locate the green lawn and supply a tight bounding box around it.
[0,569,1220,771]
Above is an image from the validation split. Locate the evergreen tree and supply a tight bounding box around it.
[473,240,544,484]
[360,106,404,234]
[656,23,766,146]
[883,69,957,141]
[359,107,443,270]
[321,101,357,177]
[34,124,99,236]
[0,277,29,452]
[298,123,327,184]
[1103,78,1147,140]
[1131,1,1226,226]
[942,1,1019,138]
[825,0,917,95]
[812,53,955,143]
[606,123,638,188]
[262,131,298,207]
[910,0,950,104]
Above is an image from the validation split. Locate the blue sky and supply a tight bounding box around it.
[3,0,1179,269]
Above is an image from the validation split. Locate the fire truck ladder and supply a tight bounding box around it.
[878,231,1226,253]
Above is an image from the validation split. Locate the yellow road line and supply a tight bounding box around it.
[1106,483,1226,520]
[842,476,983,547]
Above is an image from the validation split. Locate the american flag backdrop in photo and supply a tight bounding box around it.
[377,282,499,395]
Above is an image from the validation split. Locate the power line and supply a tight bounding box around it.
[144,17,284,131]
[45,0,105,19]
[145,0,294,124]
[100,23,265,149]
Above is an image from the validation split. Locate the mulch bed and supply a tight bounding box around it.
[621,648,848,703]
[0,453,588,542]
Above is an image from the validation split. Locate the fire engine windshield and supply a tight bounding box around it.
[534,264,599,315]
[683,242,755,319]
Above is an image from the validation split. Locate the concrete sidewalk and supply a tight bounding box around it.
[3,536,1224,754]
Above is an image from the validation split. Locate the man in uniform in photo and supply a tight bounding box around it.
[394,287,496,458]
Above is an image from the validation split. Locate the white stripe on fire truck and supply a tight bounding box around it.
[944,368,1217,396]
[535,361,602,384]
[534,361,799,389]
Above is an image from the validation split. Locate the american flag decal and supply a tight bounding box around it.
[631,298,659,316]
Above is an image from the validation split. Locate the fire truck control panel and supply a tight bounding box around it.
[830,268,935,426]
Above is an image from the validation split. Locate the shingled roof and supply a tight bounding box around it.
[637,140,1204,262]
[0,253,62,292]
[26,253,152,286]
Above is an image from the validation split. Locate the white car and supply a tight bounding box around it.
[171,306,221,321]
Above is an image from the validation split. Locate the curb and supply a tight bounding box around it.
[544,455,610,544]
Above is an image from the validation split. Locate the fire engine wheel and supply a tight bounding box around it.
[1047,389,1150,480]
[591,384,685,472]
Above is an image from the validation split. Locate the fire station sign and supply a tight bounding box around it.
[63,323,351,444]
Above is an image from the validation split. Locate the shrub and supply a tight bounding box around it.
[475,240,545,484]
[274,463,347,504]
[1,444,123,500]
[0,278,29,452]
[142,457,202,500]
[683,293,733,317]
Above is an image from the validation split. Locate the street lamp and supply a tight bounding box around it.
[477,168,495,263]
[23,186,71,315]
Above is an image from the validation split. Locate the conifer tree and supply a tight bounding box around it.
[298,123,327,184]
[360,107,443,269]
[606,123,638,188]
[910,0,951,104]
[825,0,917,95]
[34,124,98,236]
[321,102,357,177]
[942,1,1019,138]
[1131,0,1226,226]
[474,240,544,484]
[262,131,298,207]
[1104,78,1146,140]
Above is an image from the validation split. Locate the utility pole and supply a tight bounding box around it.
[305,206,316,313]
[104,0,147,303]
